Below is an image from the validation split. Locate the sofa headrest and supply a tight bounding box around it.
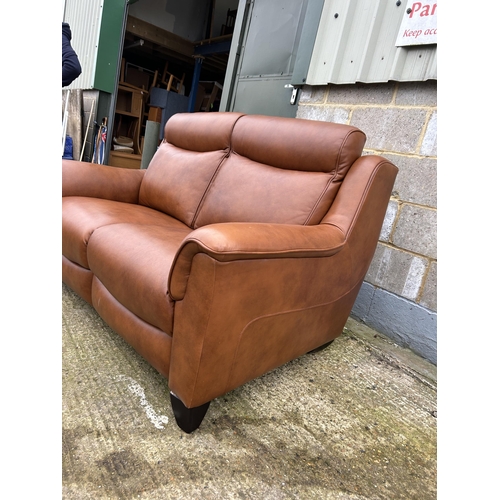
[231,115,366,178]
[164,112,244,152]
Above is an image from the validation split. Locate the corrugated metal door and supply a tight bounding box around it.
[221,0,323,117]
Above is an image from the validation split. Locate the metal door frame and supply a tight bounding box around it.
[220,0,325,113]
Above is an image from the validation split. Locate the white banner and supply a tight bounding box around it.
[396,1,437,46]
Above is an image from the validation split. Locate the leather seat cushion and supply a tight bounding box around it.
[62,197,188,269]
[86,222,192,334]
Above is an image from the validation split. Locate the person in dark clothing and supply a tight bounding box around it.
[62,22,82,87]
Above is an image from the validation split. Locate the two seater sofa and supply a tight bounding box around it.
[62,112,398,433]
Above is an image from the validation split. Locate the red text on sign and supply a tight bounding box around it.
[409,2,437,18]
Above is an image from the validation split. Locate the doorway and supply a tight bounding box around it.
[108,0,238,167]
[221,0,324,117]
[107,0,322,167]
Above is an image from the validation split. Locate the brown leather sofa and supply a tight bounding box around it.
[62,112,398,433]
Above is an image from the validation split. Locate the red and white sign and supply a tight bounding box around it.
[396,1,437,46]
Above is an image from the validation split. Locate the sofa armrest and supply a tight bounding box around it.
[321,155,398,284]
[169,222,346,300]
[62,160,145,204]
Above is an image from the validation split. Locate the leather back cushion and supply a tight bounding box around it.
[193,115,366,228]
[231,115,366,174]
[138,112,243,227]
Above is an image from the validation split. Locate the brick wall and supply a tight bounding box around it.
[297,81,437,364]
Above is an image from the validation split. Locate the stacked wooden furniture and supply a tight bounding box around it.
[161,62,185,93]
[108,60,150,169]
[109,58,186,169]
[108,84,145,169]
[196,81,223,112]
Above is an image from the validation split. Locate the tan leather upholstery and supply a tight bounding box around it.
[138,112,242,227]
[62,112,398,430]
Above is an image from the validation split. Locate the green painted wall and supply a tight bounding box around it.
[94,0,128,93]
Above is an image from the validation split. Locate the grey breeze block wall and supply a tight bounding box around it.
[297,81,437,365]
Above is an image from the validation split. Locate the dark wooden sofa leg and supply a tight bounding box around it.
[307,340,334,354]
[170,392,211,433]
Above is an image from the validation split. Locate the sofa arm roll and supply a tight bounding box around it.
[62,160,145,203]
[168,222,346,300]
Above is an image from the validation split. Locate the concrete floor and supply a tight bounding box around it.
[62,282,437,500]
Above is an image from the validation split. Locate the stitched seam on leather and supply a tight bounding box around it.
[344,162,384,239]
[334,129,365,178]
[225,278,360,393]
[189,151,230,228]
[184,227,345,257]
[190,114,245,229]
[323,222,347,240]
[303,176,335,225]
